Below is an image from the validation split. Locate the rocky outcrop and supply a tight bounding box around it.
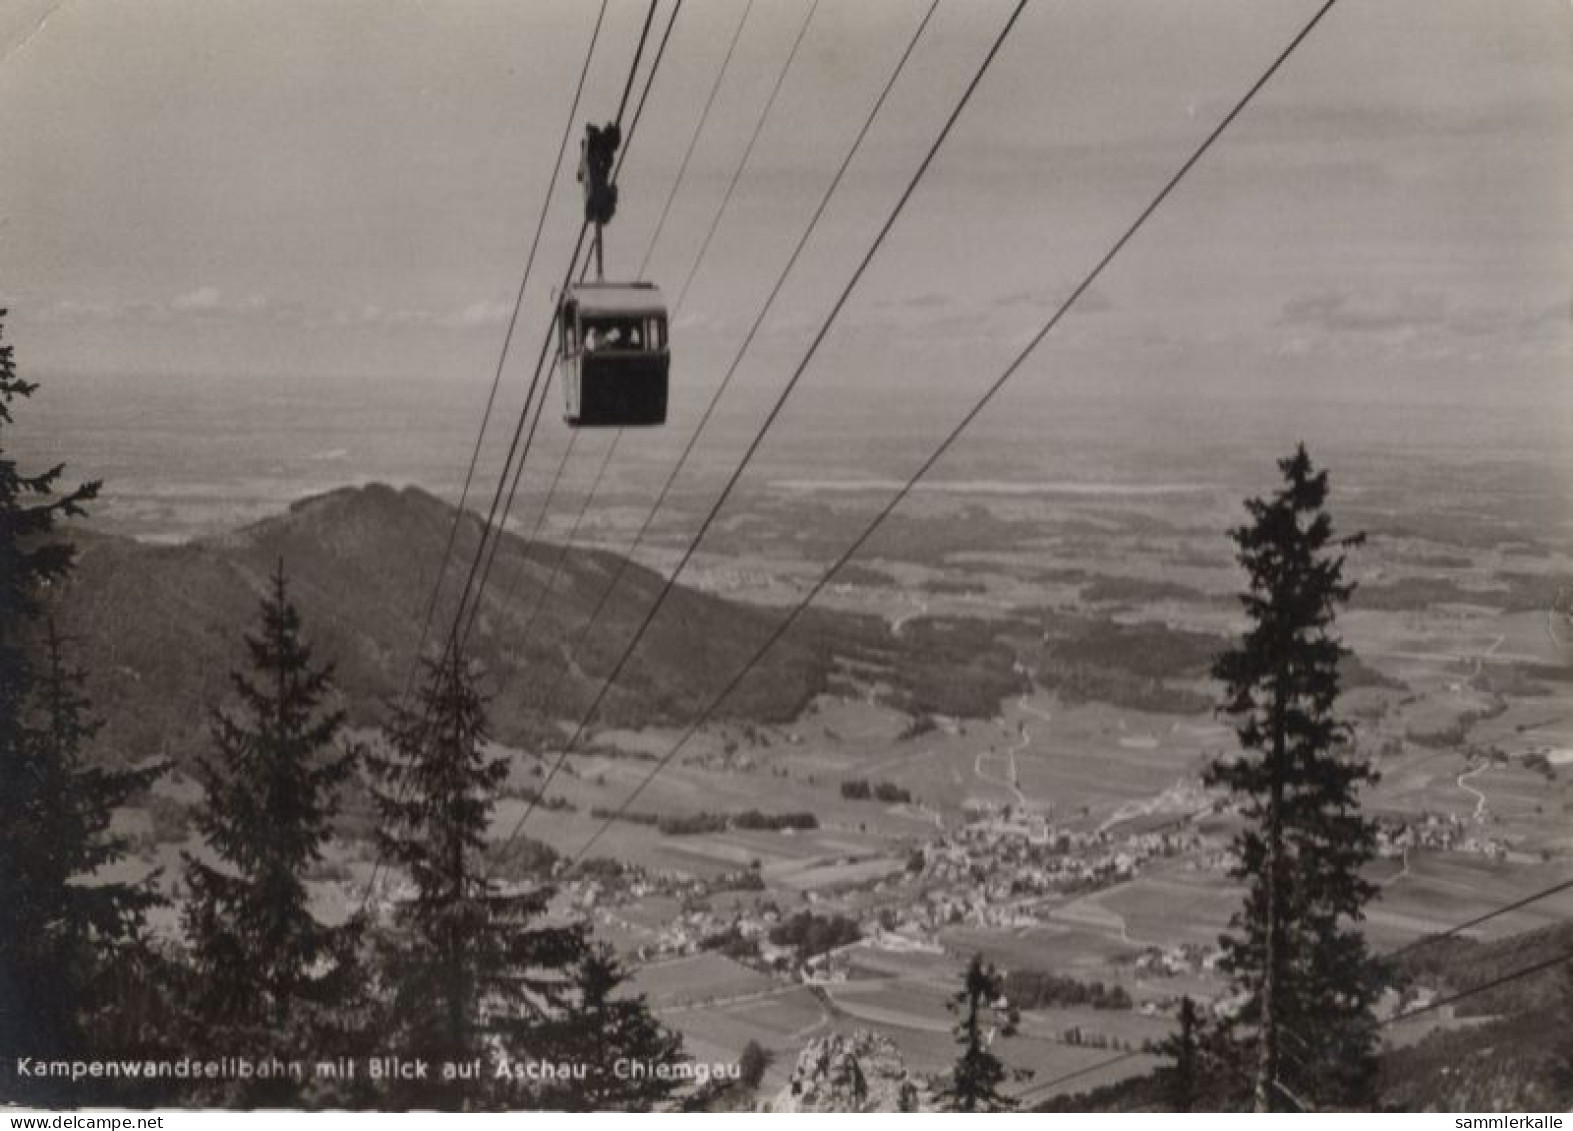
[772,1029,922,1112]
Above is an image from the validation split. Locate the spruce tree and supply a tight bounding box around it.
[1207,445,1380,1111]
[3,627,167,1103]
[183,561,362,1106]
[367,646,586,1108]
[938,953,1016,1112]
[1156,995,1205,1112]
[1,312,164,1102]
[544,942,686,1111]
[32,629,166,966]
[737,1039,772,1092]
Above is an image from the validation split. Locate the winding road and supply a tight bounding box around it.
[1548,607,1571,652]
[891,596,929,639]
[1456,762,1489,822]
[1381,846,1412,889]
[973,727,1032,809]
[970,697,1055,810]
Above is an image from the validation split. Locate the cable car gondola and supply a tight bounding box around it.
[560,120,670,427]
[559,281,669,427]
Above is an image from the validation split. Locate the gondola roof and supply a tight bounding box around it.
[567,281,667,317]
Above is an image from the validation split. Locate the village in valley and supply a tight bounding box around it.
[291,461,1570,1104]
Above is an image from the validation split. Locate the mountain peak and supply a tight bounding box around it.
[59,482,833,763]
[284,481,446,519]
[225,481,459,556]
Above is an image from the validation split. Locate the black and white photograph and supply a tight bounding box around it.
[1,0,1570,1114]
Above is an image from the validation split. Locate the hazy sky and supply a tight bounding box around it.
[2,0,1570,413]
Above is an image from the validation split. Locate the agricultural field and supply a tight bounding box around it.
[1365,853,1573,951]
[656,985,831,1095]
[553,466,1569,1099]
[1068,869,1245,951]
[87,441,1571,1106]
[632,952,776,1010]
[941,924,1144,977]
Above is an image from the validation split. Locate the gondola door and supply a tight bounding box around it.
[560,295,582,425]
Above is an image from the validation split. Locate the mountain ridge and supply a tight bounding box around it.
[55,482,837,763]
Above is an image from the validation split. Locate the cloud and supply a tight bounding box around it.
[991,286,1114,315]
[1279,290,1454,335]
[316,296,519,331]
[1280,288,1573,342]
[438,299,512,329]
[1241,99,1570,148]
[27,287,286,326]
[870,292,950,313]
[169,285,223,312]
[1274,288,1573,362]
[36,297,126,322]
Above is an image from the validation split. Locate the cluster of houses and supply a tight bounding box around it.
[550,800,1229,982]
[1376,812,1512,860]
[1132,941,1225,978]
[914,808,1202,899]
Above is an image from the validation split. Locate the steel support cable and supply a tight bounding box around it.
[449,0,661,641]
[475,10,1573,1057]
[480,227,617,642]
[1031,1049,1148,1096]
[1024,818,1573,1098]
[392,0,609,715]
[669,0,821,311]
[616,0,686,184]
[1046,876,1573,1105]
[354,2,609,913]
[457,146,644,652]
[879,732,1565,976]
[612,0,660,128]
[463,0,698,649]
[1250,939,1573,1103]
[560,0,1343,866]
[536,0,935,732]
[505,0,942,845]
[1382,875,1573,962]
[490,426,582,616]
[1381,946,1573,1026]
[354,0,659,915]
[489,0,1025,875]
[357,219,589,923]
[514,427,621,647]
[519,0,764,591]
[477,245,619,643]
[1023,939,1573,1103]
[465,240,614,649]
[1007,775,1573,1095]
[445,221,587,654]
[635,0,760,282]
[514,0,831,711]
[1162,777,1573,1083]
[451,0,676,654]
[456,331,567,651]
[1030,933,1573,1104]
